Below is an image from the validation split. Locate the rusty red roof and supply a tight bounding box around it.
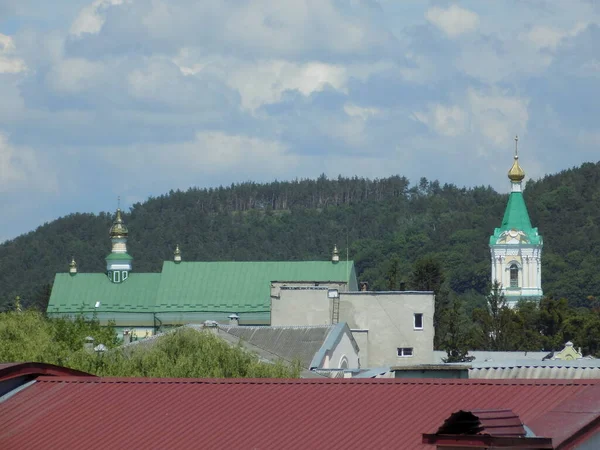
[435,409,526,437]
[0,362,93,382]
[1,378,600,449]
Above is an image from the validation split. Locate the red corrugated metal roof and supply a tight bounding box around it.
[435,409,526,437]
[1,378,600,449]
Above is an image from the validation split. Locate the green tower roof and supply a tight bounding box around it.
[490,191,542,246]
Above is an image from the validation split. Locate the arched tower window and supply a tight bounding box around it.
[510,264,519,288]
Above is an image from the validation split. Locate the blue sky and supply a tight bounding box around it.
[0,0,599,241]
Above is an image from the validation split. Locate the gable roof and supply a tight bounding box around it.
[2,378,600,449]
[214,322,358,369]
[47,260,357,319]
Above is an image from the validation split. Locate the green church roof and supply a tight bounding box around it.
[47,273,161,314]
[155,260,357,313]
[490,191,542,245]
[47,260,358,320]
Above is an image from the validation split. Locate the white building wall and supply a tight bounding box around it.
[490,244,543,307]
[323,331,360,370]
[271,288,435,367]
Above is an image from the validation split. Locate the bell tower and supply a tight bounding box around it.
[106,205,133,283]
[489,136,543,307]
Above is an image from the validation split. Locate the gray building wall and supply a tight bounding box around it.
[271,288,435,367]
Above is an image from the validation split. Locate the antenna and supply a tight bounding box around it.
[117,195,121,210]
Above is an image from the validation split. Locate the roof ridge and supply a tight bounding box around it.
[37,377,600,386]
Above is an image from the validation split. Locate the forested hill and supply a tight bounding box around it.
[2,162,600,311]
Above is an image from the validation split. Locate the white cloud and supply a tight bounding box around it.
[524,22,589,50]
[425,5,479,38]
[223,60,349,111]
[173,52,393,111]
[344,103,383,120]
[0,132,57,193]
[0,34,26,74]
[70,0,126,36]
[414,89,529,150]
[46,57,106,93]
[414,104,468,137]
[110,131,298,177]
[467,89,529,148]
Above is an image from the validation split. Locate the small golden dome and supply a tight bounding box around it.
[508,155,525,182]
[109,209,128,238]
[508,135,525,183]
[69,257,77,268]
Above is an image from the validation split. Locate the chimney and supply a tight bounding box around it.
[228,313,240,326]
[203,320,219,334]
[123,329,131,345]
[84,336,94,352]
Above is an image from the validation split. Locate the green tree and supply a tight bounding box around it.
[473,282,516,350]
[439,297,475,363]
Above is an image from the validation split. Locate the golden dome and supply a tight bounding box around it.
[109,208,128,238]
[508,135,525,183]
[508,155,525,182]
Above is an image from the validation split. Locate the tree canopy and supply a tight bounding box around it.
[0,311,300,378]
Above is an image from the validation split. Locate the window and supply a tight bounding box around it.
[113,271,121,283]
[397,347,413,357]
[122,271,128,281]
[414,313,423,330]
[339,356,349,369]
[510,264,519,288]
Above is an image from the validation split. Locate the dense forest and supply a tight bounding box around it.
[2,162,600,353]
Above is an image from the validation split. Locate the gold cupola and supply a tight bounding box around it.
[109,208,129,238]
[69,257,77,275]
[508,135,525,183]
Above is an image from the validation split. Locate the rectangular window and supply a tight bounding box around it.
[414,313,423,330]
[122,271,128,281]
[397,347,414,357]
[114,271,121,283]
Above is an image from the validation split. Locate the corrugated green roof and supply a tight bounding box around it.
[155,261,357,313]
[490,192,542,245]
[47,260,357,316]
[47,273,161,313]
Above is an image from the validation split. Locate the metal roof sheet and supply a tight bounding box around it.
[435,409,526,437]
[48,261,357,317]
[218,324,336,368]
[2,378,600,449]
[490,191,542,245]
[433,350,549,363]
[469,365,600,379]
[47,273,161,313]
[155,260,357,312]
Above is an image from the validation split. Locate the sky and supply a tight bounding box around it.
[0,0,599,241]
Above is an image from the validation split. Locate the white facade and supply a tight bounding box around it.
[271,287,435,367]
[490,243,543,306]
